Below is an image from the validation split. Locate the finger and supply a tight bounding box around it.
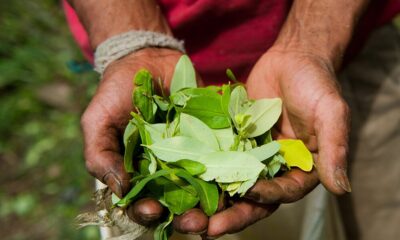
[314,94,351,194]
[173,208,209,235]
[127,198,164,226]
[205,200,278,238]
[245,169,319,204]
[81,105,131,198]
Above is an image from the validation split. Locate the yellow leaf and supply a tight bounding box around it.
[277,139,313,172]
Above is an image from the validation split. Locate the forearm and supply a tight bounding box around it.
[274,0,370,70]
[67,0,172,49]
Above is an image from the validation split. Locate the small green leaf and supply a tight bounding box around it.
[123,121,139,173]
[267,154,286,178]
[153,95,170,111]
[166,117,179,137]
[180,113,219,150]
[243,98,282,138]
[111,193,121,205]
[148,153,158,174]
[246,141,280,161]
[180,87,221,98]
[171,88,231,128]
[237,177,258,197]
[170,55,197,94]
[138,158,150,175]
[131,112,157,173]
[170,91,190,106]
[117,169,172,207]
[147,136,215,162]
[278,139,313,171]
[168,160,207,176]
[226,68,238,82]
[154,212,174,240]
[237,138,253,151]
[174,170,219,216]
[133,69,156,122]
[197,151,265,183]
[229,86,251,129]
[226,182,241,196]
[178,96,231,129]
[164,182,199,215]
[131,112,152,145]
[221,84,231,116]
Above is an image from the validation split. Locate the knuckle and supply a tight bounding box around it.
[333,99,350,117]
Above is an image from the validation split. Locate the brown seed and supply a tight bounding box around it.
[173,208,208,234]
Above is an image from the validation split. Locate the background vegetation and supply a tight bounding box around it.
[0,1,100,239]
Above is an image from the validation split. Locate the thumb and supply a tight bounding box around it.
[314,94,351,194]
[81,108,131,198]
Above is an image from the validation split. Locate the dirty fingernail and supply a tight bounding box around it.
[104,172,123,198]
[334,168,352,193]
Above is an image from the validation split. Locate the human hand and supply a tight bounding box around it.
[201,48,351,238]
[81,48,181,225]
[82,48,213,233]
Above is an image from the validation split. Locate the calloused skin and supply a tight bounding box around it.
[203,48,351,238]
[80,48,183,222]
[81,47,350,238]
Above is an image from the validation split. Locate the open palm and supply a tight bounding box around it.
[203,49,351,238]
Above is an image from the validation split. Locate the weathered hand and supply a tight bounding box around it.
[201,48,351,238]
[81,48,213,233]
[81,48,181,225]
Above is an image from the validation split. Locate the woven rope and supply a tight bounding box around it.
[94,30,185,74]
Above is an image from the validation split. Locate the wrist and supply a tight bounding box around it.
[272,32,348,72]
[266,45,336,75]
[273,0,369,71]
[70,0,172,49]
[103,48,183,89]
[94,31,185,75]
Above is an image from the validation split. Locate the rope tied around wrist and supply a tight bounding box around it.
[94,30,185,75]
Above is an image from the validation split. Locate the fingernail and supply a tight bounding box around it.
[334,168,352,193]
[104,172,123,198]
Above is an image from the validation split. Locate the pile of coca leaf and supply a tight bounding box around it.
[113,55,313,240]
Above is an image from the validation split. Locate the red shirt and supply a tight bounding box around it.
[63,0,400,83]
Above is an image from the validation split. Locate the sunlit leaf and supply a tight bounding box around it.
[244,98,282,138]
[147,136,215,162]
[170,55,197,94]
[278,139,313,171]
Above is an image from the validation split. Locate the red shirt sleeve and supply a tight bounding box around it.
[63,0,400,83]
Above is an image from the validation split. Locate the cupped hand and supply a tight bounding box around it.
[81,48,181,197]
[81,48,178,224]
[82,47,213,233]
[201,48,351,238]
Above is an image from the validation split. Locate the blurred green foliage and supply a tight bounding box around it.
[0,1,100,239]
